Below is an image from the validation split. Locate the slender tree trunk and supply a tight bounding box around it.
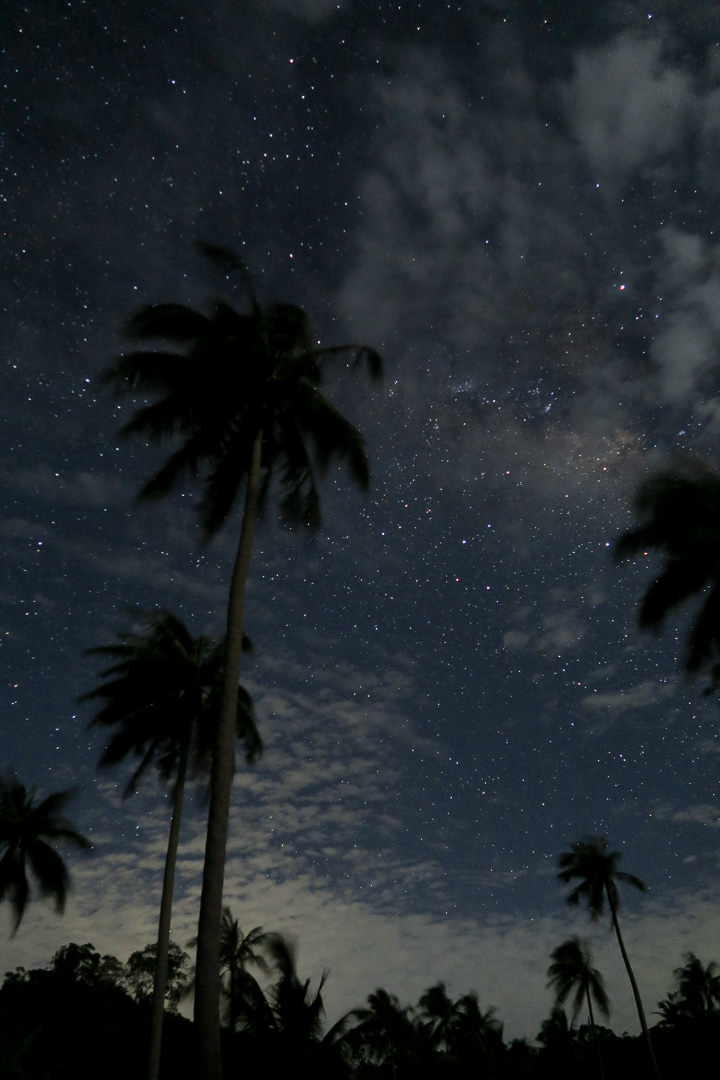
[585,987,605,1080]
[607,889,661,1080]
[194,429,263,1080]
[146,736,190,1080]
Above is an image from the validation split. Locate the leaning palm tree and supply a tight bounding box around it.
[558,837,660,1079]
[81,610,260,1080]
[102,244,382,1080]
[548,937,609,1080]
[614,462,720,690]
[0,773,91,934]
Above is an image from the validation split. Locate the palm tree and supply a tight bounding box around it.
[669,952,720,1020]
[224,931,348,1072]
[558,837,660,1079]
[614,462,720,689]
[548,937,609,1080]
[188,907,270,1032]
[348,988,419,1078]
[218,909,269,1033]
[81,610,260,1080]
[416,981,460,1052]
[102,244,382,1080]
[0,773,90,934]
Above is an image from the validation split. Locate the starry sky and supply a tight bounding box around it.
[3,0,720,1042]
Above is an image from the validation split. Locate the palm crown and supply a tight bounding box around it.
[548,937,609,1025]
[81,610,260,794]
[558,836,644,921]
[0,774,91,934]
[103,248,382,538]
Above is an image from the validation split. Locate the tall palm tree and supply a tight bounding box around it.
[558,837,660,1079]
[102,244,382,1080]
[81,610,260,1080]
[548,937,609,1080]
[0,773,90,934]
[614,462,720,689]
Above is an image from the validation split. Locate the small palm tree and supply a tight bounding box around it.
[614,462,720,689]
[188,907,270,1032]
[103,245,381,1080]
[219,910,269,1033]
[81,610,260,1080]
[558,837,660,1079]
[548,937,609,1080]
[0,773,90,934]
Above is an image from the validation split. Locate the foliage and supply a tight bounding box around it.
[657,951,720,1025]
[557,837,645,923]
[0,773,91,934]
[81,610,260,794]
[615,461,720,689]
[125,942,192,1011]
[547,937,609,1026]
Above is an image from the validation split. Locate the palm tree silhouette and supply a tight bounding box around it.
[0,773,90,934]
[614,462,720,689]
[102,244,381,1079]
[219,910,269,1033]
[416,982,461,1052]
[348,988,421,1078]
[558,837,660,1079]
[548,937,609,1080]
[81,610,260,1080]
[188,906,270,1032]
[662,952,720,1022]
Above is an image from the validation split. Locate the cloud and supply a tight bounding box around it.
[564,33,693,179]
[581,679,677,716]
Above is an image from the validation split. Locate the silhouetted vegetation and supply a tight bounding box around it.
[2,934,719,1080]
[0,773,90,934]
[557,836,660,1079]
[615,460,720,690]
[81,610,260,1080]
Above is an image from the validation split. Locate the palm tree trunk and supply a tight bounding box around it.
[585,986,605,1080]
[194,428,263,1080]
[607,889,661,1080]
[146,736,190,1080]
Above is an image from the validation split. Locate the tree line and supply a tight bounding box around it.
[3,245,720,1079]
[1,920,718,1080]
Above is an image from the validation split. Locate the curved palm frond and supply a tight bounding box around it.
[615,462,720,687]
[0,773,90,934]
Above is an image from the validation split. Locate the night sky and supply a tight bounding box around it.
[4,0,720,1042]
